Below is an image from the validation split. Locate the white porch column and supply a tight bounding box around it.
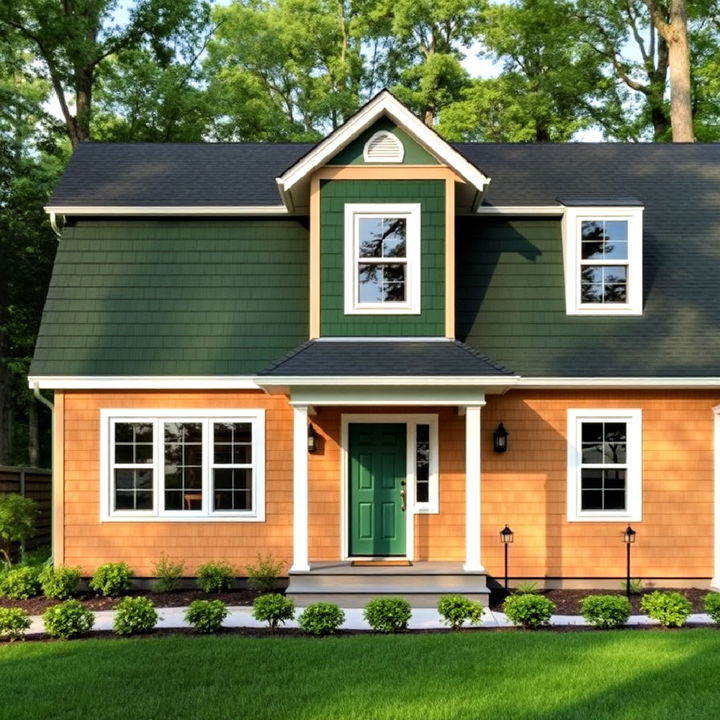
[464,405,485,572]
[712,406,720,589]
[291,404,310,572]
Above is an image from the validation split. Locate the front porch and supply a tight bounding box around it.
[286,561,490,608]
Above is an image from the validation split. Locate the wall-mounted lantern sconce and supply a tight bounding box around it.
[493,422,509,453]
[307,424,319,453]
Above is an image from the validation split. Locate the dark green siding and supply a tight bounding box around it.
[329,118,439,166]
[31,219,309,376]
[320,179,445,337]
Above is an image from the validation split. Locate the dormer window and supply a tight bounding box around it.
[344,203,421,315]
[562,205,644,315]
[363,131,405,163]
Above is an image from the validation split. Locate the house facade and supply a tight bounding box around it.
[30,92,720,604]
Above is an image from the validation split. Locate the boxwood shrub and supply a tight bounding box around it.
[363,597,412,634]
[0,607,32,641]
[579,594,631,629]
[640,591,692,627]
[503,593,555,629]
[437,594,484,630]
[703,592,720,623]
[89,562,133,597]
[196,561,235,594]
[0,566,41,599]
[113,596,158,635]
[39,565,81,599]
[298,602,345,636]
[252,593,295,631]
[185,600,229,634]
[43,599,95,639]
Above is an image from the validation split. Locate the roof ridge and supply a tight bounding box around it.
[452,340,515,376]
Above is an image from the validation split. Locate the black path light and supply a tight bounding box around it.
[624,525,636,598]
[500,524,514,591]
[493,422,509,453]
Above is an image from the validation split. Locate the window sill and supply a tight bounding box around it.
[101,514,265,523]
[567,512,642,523]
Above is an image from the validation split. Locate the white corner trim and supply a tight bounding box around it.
[712,405,720,590]
[28,376,260,390]
[44,205,289,216]
[276,90,490,198]
[566,408,642,523]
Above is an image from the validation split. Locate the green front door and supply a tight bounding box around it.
[349,423,406,556]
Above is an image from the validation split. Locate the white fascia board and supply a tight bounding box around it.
[276,90,491,197]
[289,386,487,407]
[254,375,520,388]
[44,205,289,217]
[474,205,565,216]
[517,377,720,388]
[28,376,260,390]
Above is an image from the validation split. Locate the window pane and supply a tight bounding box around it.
[382,219,406,258]
[213,422,252,465]
[604,221,628,259]
[358,264,382,302]
[416,424,430,503]
[114,469,153,511]
[580,468,626,511]
[114,422,153,464]
[581,220,628,261]
[581,266,627,304]
[358,218,384,257]
[213,469,253,511]
[164,422,203,511]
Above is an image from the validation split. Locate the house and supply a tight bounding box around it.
[30,91,720,605]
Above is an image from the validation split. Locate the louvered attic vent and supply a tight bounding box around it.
[363,131,405,163]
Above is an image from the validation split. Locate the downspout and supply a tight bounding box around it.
[49,212,62,240]
[32,383,54,564]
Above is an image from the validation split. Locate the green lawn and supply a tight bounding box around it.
[1,630,718,720]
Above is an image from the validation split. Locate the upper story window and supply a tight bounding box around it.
[562,206,643,315]
[363,131,405,163]
[100,408,265,522]
[344,203,421,315]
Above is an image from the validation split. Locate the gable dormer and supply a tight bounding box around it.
[275,91,491,340]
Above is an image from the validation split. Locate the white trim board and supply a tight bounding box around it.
[28,376,260,390]
[712,405,720,590]
[45,205,289,216]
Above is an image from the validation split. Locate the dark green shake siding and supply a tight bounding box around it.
[30,220,309,376]
[320,179,446,337]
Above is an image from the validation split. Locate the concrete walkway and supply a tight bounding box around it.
[25,607,716,635]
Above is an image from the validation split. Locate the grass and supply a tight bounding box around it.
[1,630,719,719]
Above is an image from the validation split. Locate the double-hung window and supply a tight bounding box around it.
[567,409,642,522]
[562,206,643,315]
[101,409,265,521]
[344,203,421,314]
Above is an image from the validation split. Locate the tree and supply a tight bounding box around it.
[0,0,211,147]
[0,494,38,566]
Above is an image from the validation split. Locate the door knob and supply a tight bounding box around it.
[400,481,407,512]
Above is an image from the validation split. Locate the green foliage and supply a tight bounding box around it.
[196,561,235,594]
[514,581,540,595]
[703,593,720,624]
[20,546,51,567]
[43,599,95,639]
[622,578,644,595]
[503,593,556,629]
[245,554,284,593]
[251,593,295,631]
[363,597,412,634]
[39,565,81,599]
[151,554,185,593]
[640,591,693,628]
[437,594,484,630]
[0,565,41,599]
[113,596,158,635]
[89,562,133,597]
[0,607,32,641]
[297,602,345,636]
[185,600,229,634]
[580,595,632,629]
[0,494,38,565]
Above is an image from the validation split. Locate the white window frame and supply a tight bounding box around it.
[344,203,421,315]
[100,408,265,522]
[562,206,643,315]
[567,408,642,522]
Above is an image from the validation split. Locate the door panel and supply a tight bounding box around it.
[349,423,406,556]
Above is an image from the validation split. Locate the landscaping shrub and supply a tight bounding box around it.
[39,565,81,599]
[622,578,644,595]
[89,562,133,597]
[514,581,539,595]
[298,602,345,636]
[503,593,556,629]
[640,591,693,628]
[0,607,32,641]
[20,546,51,567]
[363,597,412,634]
[0,494,38,566]
[151,554,185,593]
[437,594,484,630]
[703,592,720,624]
[579,594,632,629]
[43,600,95,639]
[113,596,158,635]
[196,561,235,593]
[245,553,285,593]
[0,565,41,599]
[251,593,295,631]
[185,600,229,633]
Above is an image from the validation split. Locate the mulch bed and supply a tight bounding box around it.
[489,587,708,614]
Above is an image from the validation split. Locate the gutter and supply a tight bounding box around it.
[32,383,54,564]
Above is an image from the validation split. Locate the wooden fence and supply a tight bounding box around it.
[0,466,52,554]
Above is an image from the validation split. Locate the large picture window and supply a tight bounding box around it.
[567,409,642,522]
[344,203,421,315]
[101,409,265,521]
